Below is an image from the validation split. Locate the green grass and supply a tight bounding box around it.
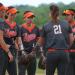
[36,68,45,74]
[36,68,57,75]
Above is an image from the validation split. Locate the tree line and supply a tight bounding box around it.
[14,2,75,28]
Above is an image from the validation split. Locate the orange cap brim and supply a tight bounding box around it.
[24,12,35,19]
[7,8,18,14]
[63,10,74,15]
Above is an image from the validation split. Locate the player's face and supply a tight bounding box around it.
[65,14,73,22]
[25,17,33,24]
[8,13,17,20]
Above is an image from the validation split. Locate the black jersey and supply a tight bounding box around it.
[21,23,40,53]
[41,20,72,50]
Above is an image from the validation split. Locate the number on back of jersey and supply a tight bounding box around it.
[53,25,62,34]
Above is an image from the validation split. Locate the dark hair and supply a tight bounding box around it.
[0,3,3,7]
[24,11,32,15]
[49,4,59,18]
[6,6,14,12]
[68,9,75,13]
[49,4,59,12]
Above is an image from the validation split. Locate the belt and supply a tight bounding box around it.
[48,48,69,52]
[48,48,56,52]
[69,49,75,52]
[64,49,75,52]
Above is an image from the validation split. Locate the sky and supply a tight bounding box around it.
[0,0,75,6]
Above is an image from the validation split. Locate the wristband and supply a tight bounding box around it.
[20,44,24,50]
[40,47,43,53]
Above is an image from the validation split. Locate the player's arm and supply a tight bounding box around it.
[0,30,10,53]
[15,37,20,51]
[15,25,21,51]
[38,26,45,57]
[68,25,74,47]
[15,25,24,51]
[37,26,46,68]
[0,30,13,62]
[38,37,45,57]
[38,36,46,67]
[72,26,75,39]
[69,33,74,46]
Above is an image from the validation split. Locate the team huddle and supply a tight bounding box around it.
[0,2,75,75]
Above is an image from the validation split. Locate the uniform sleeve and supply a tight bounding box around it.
[40,26,46,37]
[16,25,21,37]
[0,22,4,31]
[36,27,40,37]
[68,25,72,33]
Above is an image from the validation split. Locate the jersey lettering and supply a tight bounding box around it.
[53,25,62,34]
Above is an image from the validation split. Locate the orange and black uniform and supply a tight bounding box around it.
[62,9,75,75]
[0,18,6,75]
[41,20,72,75]
[18,23,40,75]
[69,21,75,75]
[70,21,75,49]
[0,19,20,75]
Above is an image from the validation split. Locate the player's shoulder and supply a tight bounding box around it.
[60,20,69,25]
[60,20,69,28]
[43,21,51,29]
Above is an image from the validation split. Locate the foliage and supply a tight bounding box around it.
[14,2,75,28]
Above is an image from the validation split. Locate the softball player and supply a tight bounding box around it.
[39,4,74,75]
[0,6,20,75]
[63,9,75,75]
[18,11,40,75]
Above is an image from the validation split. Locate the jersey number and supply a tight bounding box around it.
[53,25,62,34]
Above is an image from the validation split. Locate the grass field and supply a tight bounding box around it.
[36,68,45,75]
[36,68,57,75]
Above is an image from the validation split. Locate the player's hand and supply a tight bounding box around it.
[7,51,14,62]
[41,55,46,65]
[38,55,46,69]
